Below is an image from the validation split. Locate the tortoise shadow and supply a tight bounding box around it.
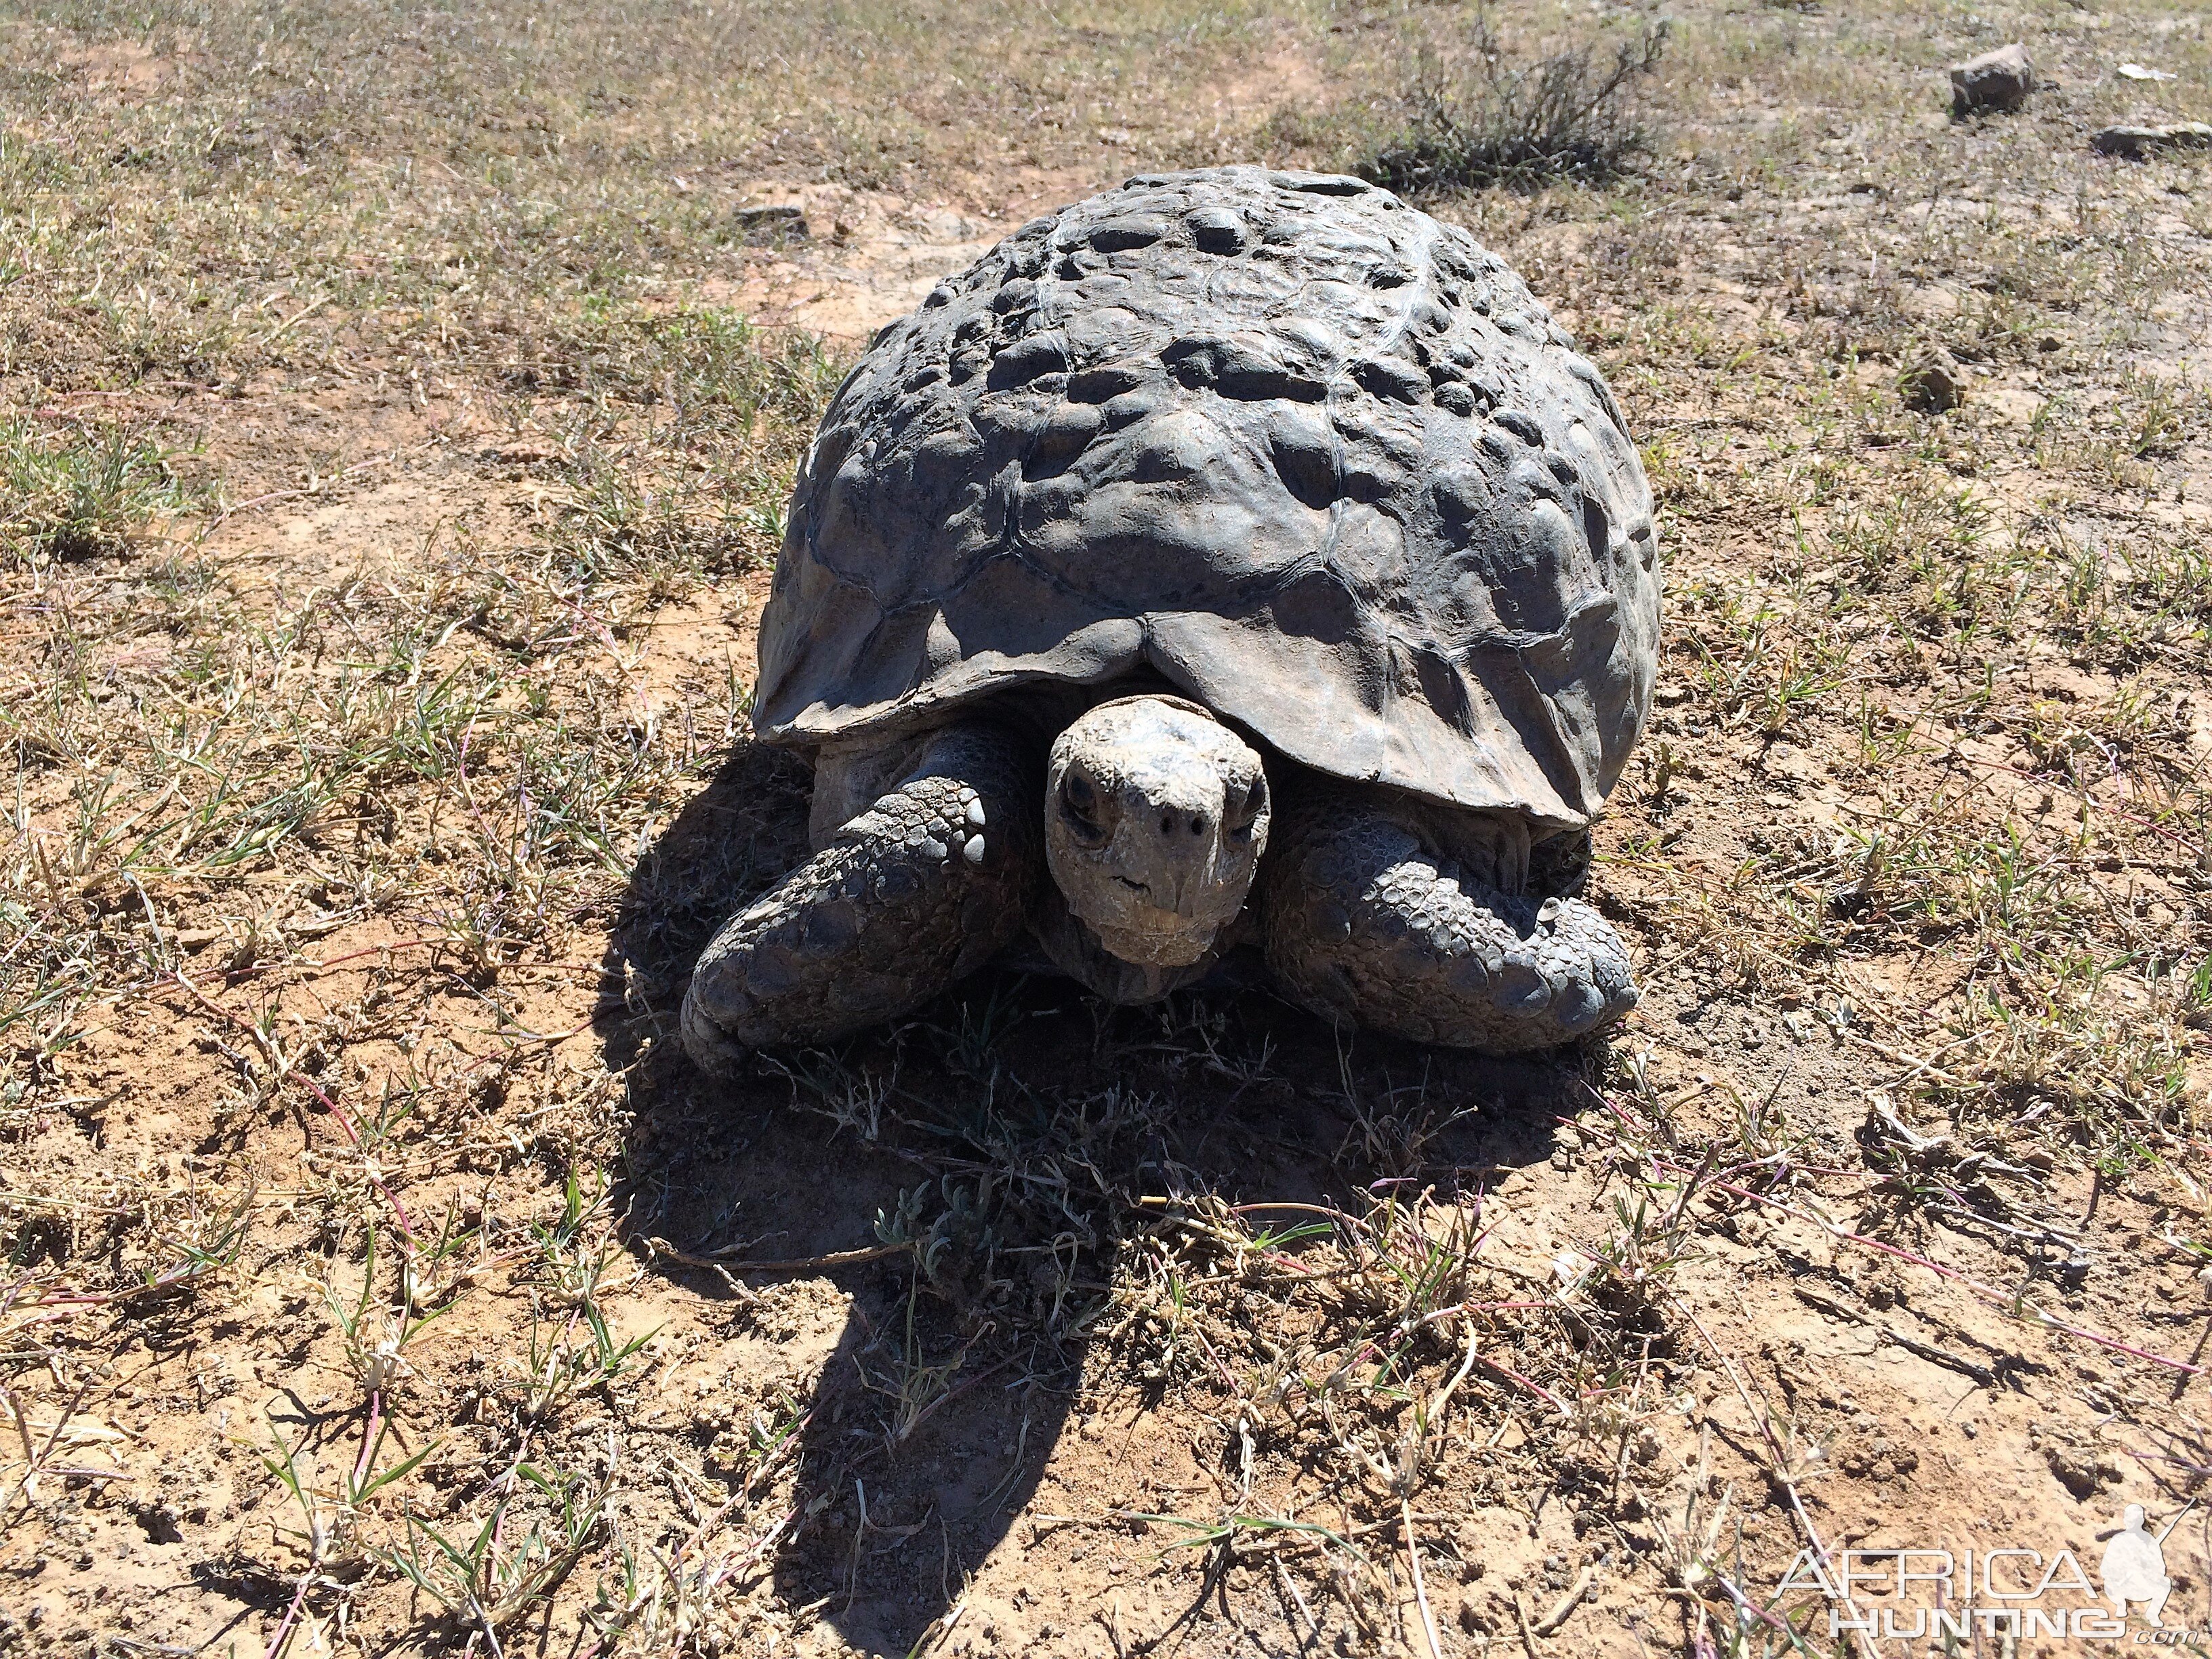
[598,739,1593,1656]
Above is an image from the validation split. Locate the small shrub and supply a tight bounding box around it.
[0,420,184,562]
[1359,8,1671,195]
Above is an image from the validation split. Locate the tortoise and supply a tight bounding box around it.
[681,166,1659,1070]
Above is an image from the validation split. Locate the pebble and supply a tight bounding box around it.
[2093,123,2212,159]
[1900,347,1965,413]
[1948,43,2035,116]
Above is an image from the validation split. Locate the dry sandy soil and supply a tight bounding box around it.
[3,1,2211,1656]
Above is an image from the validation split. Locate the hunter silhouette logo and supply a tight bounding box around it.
[1776,1500,2198,1643]
[2100,1504,2171,1627]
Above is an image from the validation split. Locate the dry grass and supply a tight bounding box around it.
[3,0,2211,1656]
[1351,7,1672,194]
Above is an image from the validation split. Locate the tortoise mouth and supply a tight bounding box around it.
[1090,918,1221,968]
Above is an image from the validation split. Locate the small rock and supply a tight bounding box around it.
[735,203,811,244]
[2116,62,2177,82]
[2094,123,2212,159]
[1900,347,1965,413]
[2093,126,2164,159]
[1949,43,2035,117]
[2043,1441,2116,1500]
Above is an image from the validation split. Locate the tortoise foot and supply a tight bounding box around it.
[680,725,1040,1069]
[1261,791,1637,1054]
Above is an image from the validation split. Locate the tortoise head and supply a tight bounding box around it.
[1044,696,1270,967]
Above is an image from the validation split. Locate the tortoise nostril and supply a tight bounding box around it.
[1191,816,1207,835]
[1160,814,1174,835]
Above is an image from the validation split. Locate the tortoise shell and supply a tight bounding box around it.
[752,166,1658,833]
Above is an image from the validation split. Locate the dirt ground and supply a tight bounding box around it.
[3,1,2210,1655]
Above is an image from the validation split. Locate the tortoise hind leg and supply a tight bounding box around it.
[1259,790,1637,1054]
[680,724,1040,1072]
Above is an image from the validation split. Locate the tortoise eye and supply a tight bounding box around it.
[1059,768,1110,848]
[1226,775,1268,838]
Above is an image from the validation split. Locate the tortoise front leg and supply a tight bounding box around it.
[1259,790,1637,1054]
[680,724,1040,1071]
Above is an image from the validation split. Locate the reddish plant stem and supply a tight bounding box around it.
[1577,1109,2203,1376]
[170,969,416,1241]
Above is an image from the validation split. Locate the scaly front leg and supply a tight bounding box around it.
[1260,788,1637,1053]
[680,725,1040,1071]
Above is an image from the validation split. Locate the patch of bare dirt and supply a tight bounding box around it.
[708,186,1017,345]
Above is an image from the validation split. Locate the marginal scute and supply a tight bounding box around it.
[754,165,1660,834]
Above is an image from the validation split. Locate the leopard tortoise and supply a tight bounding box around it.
[682,166,1660,1070]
